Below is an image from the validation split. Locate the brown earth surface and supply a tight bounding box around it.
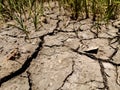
[0,2,120,90]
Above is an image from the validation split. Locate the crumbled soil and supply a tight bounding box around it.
[0,2,120,90]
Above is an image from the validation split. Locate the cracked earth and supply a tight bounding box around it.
[0,2,120,90]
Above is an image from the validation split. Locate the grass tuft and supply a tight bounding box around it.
[0,0,120,38]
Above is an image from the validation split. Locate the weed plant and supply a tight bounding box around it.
[58,0,120,21]
[0,0,120,21]
[0,0,120,37]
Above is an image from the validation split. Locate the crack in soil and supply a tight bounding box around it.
[57,60,75,90]
[0,14,120,89]
[26,71,32,90]
[109,47,119,60]
[79,80,103,85]
[44,44,64,48]
[0,19,61,87]
[0,37,43,86]
[115,66,120,86]
[98,61,109,90]
[70,46,120,90]
[70,47,120,66]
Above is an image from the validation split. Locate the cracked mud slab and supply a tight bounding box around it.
[0,2,120,90]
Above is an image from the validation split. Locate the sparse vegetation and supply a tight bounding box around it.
[58,0,120,20]
[0,0,120,21]
[0,0,120,37]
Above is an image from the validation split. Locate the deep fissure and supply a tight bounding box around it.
[57,60,75,90]
[0,19,61,87]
